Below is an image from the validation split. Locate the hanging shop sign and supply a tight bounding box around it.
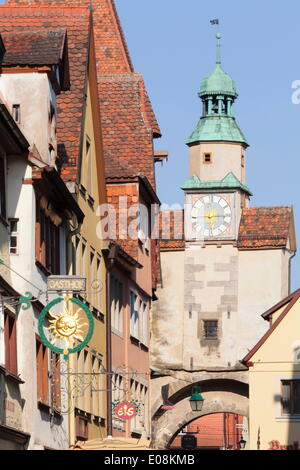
[38,295,94,360]
[47,275,86,292]
[114,401,137,421]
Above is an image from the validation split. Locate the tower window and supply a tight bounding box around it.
[203,320,218,339]
[203,153,212,164]
[241,154,245,168]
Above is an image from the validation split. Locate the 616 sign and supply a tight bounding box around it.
[115,401,137,421]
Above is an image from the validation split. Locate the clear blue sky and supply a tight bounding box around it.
[115,0,300,290]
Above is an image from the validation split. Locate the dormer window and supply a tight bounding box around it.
[12,104,21,124]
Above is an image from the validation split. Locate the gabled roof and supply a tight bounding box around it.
[1,29,66,66]
[237,206,296,250]
[0,5,91,182]
[243,289,300,364]
[181,172,252,196]
[6,0,161,187]
[99,72,161,188]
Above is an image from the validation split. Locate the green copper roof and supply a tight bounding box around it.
[187,115,248,145]
[199,63,237,98]
[181,172,253,196]
[186,34,248,146]
[199,34,237,98]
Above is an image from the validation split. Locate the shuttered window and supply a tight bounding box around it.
[36,337,49,405]
[36,204,60,274]
[4,310,17,375]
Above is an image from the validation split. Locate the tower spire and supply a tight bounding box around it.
[216,33,222,65]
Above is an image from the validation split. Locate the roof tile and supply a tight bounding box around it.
[238,206,292,249]
[1,29,66,65]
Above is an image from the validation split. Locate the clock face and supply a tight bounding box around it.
[191,195,232,238]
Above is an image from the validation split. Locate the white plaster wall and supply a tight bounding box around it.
[189,142,246,184]
[237,249,286,359]
[183,243,240,369]
[0,73,56,164]
[5,155,68,449]
[151,251,185,369]
[153,245,290,373]
[281,249,291,299]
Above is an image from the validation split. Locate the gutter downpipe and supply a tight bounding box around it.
[105,244,118,437]
[106,269,112,437]
[66,218,82,447]
[289,252,296,295]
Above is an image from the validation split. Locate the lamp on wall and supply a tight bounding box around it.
[189,386,204,412]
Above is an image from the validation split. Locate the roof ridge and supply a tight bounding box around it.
[109,0,134,73]
[261,288,300,319]
[0,6,90,14]
[243,206,292,209]
[2,28,65,34]
[243,289,300,364]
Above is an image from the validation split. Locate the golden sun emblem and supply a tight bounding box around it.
[46,296,88,354]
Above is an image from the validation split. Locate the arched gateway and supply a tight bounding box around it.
[151,371,248,449]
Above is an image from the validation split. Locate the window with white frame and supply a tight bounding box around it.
[112,373,125,431]
[130,291,139,339]
[140,301,148,346]
[110,275,123,334]
[9,219,19,255]
[144,385,149,435]
[138,203,149,249]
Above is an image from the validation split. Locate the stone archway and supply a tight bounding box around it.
[151,376,249,449]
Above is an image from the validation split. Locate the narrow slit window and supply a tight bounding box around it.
[9,218,19,255]
[86,136,92,195]
[12,104,21,124]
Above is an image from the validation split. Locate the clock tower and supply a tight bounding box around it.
[151,33,296,447]
[184,33,250,243]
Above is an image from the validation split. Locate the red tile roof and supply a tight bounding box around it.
[8,0,133,72]
[5,0,162,288]
[7,0,162,187]
[237,206,293,249]
[1,29,66,65]
[105,153,136,180]
[0,6,91,182]
[160,210,185,251]
[99,73,160,187]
